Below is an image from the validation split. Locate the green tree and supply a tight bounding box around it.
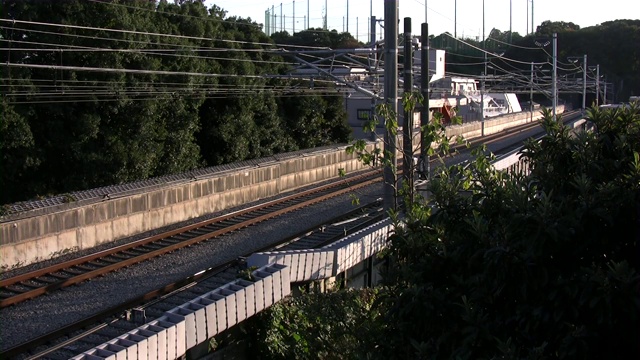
[377,106,639,359]
[536,20,581,36]
[0,97,40,203]
[252,288,382,360]
[253,105,640,359]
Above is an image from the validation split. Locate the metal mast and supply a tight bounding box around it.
[403,17,414,202]
[383,0,398,212]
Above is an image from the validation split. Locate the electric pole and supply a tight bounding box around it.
[420,23,430,191]
[383,0,398,212]
[552,32,557,121]
[583,54,587,111]
[403,17,414,202]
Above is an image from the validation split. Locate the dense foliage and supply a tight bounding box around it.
[0,0,352,204]
[251,288,381,359]
[254,104,640,359]
[271,28,361,49]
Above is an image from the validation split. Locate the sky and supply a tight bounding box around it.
[206,0,639,43]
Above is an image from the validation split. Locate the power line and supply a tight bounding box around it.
[0,18,330,50]
[443,33,546,65]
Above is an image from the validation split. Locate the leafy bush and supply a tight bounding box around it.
[251,288,382,360]
[378,105,640,359]
[251,105,640,360]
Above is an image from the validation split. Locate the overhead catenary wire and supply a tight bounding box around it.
[0,25,285,52]
[443,33,547,65]
[0,43,291,66]
[485,36,543,50]
[1,24,369,70]
[0,18,331,50]
[5,92,347,105]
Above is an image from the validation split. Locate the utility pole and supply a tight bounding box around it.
[280,3,283,32]
[596,64,600,106]
[582,54,587,111]
[509,0,512,43]
[383,0,398,212]
[526,0,529,35]
[307,0,310,29]
[265,9,269,36]
[552,32,557,121]
[603,76,607,105]
[403,17,414,202]
[531,0,534,34]
[454,0,457,39]
[324,0,328,30]
[481,0,486,135]
[530,61,534,122]
[370,16,377,142]
[293,0,295,33]
[347,0,349,34]
[425,0,428,24]
[370,16,376,45]
[272,5,275,34]
[420,22,430,191]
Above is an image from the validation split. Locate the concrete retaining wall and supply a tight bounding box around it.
[0,144,376,270]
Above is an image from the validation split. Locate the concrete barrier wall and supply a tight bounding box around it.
[445,105,565,139]
[0,144,377,270]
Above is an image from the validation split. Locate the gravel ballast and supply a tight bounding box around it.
[0,183,383,352]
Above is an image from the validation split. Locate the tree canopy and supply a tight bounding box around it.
[0,0,352,204]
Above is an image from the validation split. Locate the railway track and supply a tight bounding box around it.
[1,200,385,359]
[0,170,382,309]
